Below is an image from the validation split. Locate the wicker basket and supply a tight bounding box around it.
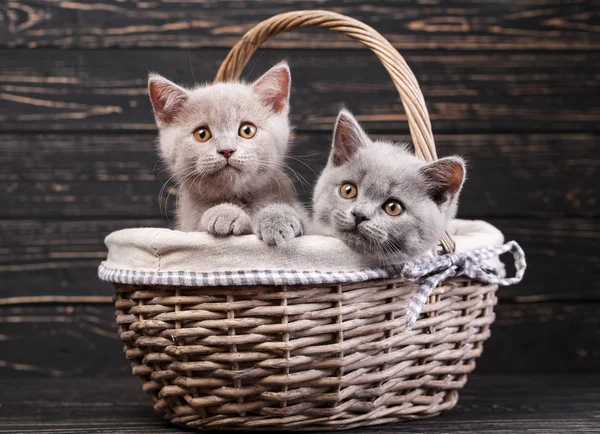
[109,10,508,431]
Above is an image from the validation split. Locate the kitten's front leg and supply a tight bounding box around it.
[201,203,252,236]
[253,204,304,246]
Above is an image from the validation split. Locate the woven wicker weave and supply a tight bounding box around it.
[113,10,499,430]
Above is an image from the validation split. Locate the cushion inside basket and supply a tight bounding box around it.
[99,219,504,286]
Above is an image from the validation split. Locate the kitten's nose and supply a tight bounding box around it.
[219,149,235,159]
[352,211,369,226]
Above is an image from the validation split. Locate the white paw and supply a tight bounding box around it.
[201,204,252,236]
[254,204,303,246]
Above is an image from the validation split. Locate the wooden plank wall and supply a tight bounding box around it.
[0,1,598,377]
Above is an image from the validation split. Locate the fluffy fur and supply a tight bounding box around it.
[148,62,306,242]
[312,110,466,264]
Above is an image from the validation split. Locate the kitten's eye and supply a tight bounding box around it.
[193,127,212,142]
[339,183,357,199]
[238,123,257,139]
[383,200,403,216]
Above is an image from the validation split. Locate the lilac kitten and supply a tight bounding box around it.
[148,62,307,244]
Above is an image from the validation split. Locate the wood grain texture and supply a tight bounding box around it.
[2,132,597,219]
[0,218,163,275]
[1,0,597,51]
[0,49,598,133]
[1,0,599,387]
[0,376,598,433]
[0,305,128,378]
[1,217,598,299]
[0,303,598,378]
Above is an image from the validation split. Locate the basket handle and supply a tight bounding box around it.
[215,10,455,254]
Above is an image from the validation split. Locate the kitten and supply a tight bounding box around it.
[312,110,466,264]
[148,62,305,244]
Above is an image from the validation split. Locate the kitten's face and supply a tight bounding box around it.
[313,111,465,264]
[148,63,291,198]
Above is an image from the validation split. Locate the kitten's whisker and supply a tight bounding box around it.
[158,174,178,219]
[175,173,196,212]
[386,240,407,265]
[283,164,312,190]
[268,160,312,191]
[246,47,268,79]
[257,163,297,198]
[273,163,311,191]
[272,162,305,187]
[152,158,167,176]
[191,170,208,192]
[290,151,322,158]
[260,165,288,198]
[160,165,196,222]
[188,50,197,85]
[156,168,170,179]
[285,155,319,177]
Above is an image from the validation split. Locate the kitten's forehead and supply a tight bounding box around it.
[179,82,270,127]
[352,143,425,198]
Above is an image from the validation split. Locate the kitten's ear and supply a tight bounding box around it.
[419,157,466,206]
[252,61,291,114]
[148,74,189,125]
[331,110,367,166]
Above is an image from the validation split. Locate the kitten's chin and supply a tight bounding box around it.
[218,164,242,175]
[337,229,414,265]
[204,162,244,182]
[337,230,378,256]
[211,164,270,193]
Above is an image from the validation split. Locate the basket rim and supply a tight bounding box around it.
[97,221,519,291]
[98,219,504,286]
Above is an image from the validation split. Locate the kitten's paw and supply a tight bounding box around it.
[201,204,252,236]
[254,204,304,246]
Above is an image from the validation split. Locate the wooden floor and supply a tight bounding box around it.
[1,375,598,433]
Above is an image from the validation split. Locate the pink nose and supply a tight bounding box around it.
[219,149,235,159]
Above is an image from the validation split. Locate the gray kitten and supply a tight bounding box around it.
[148,62,306,244]
[313,110,466,264]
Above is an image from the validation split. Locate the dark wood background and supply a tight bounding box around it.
[0,0,598,379]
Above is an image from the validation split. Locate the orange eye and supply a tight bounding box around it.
[339,183,357,199]
[383,200,403,216]
[239,123,257,139]
[193,127,212,142]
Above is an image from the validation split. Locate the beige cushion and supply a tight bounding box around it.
[101,219,504,274]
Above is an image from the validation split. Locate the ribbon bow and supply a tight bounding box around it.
[399,241,527,330]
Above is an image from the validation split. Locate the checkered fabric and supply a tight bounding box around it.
[98,240,526,330]
[401,240,526,330]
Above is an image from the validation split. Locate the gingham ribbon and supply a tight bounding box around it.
[400,240,526,330]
